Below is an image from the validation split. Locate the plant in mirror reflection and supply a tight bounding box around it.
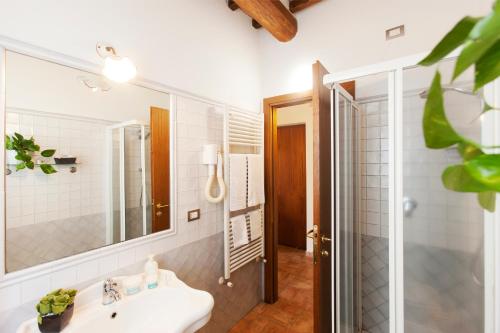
[418,0,500,212]
[5,132,57,174]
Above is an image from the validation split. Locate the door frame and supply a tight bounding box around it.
[264,90,313,303]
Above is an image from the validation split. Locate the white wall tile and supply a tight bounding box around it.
[21,275,51,303]
[51,267,77,289]
[0,284,21,312]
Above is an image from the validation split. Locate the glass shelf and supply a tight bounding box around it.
[5,163,79,175]
[6,163,79,166]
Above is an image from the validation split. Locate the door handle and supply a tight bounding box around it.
[156,203,169,209]
[307,225,319,264]
[321,235,332,243]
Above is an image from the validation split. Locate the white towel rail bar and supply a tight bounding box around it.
[223,107,265,281]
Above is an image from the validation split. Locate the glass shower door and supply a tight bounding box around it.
[334,86,357,333]
[402,60,484,333]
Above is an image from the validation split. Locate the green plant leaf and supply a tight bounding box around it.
[478,191,496,212]
[457,142,484,161]
[469,4,500,41]
[453,37,498,80]
[16,162,26,171]
[5,135,13,150]
[474,40,500,90]
[15,152,31,162]
[442,164,491,192]
[464,154,500,191]
[37,315,42,325]
[41,149,56,157]
[419,16,481,66]
[423,71,463,148]
[14,133,24,141]
[37,302,51,315]
[453,8,500,80]
[26,161,35,169]
[40,164,57,174]
[51,303,67,315]
[483,101,495,113]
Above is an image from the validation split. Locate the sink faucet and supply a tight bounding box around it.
[102,278,121,305]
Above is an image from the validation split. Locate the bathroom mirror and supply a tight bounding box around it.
[4,51,173,273]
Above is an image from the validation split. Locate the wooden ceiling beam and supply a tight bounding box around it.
[252,19,262,29]
[289,0,322,13]
[227,0,239,11]
[232,0,297,42]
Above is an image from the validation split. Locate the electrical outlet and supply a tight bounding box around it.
[188,209,200,222]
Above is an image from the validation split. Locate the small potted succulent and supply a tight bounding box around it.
[5,132,57,174]
[36,288,77,333]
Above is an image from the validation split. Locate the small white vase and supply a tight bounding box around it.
[6,150,17,165]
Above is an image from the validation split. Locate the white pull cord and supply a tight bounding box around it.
[205,152,226,203]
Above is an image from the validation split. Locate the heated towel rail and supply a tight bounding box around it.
[222,107,265,283]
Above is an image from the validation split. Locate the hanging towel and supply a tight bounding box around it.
[231,214,249,249]
[248,209,263,241]
[229,154,247,211]
[247,154,265,206]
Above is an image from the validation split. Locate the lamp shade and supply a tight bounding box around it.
[102,56,137,83]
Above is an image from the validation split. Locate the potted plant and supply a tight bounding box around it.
[418,0,500,211]
[36,288,77,333]
[5,132,57,174]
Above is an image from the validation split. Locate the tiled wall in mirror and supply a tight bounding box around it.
[4,51,172,272]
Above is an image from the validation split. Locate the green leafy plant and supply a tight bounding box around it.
[36,289,77,325]
[5,132,57,174]
[418,0,500,212]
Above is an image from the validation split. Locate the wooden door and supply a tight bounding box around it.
[150,107,170,232]
[277,124,306,250]
[312,61,333,333]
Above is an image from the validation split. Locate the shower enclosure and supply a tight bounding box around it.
[105,120,152,244]
[326,55,500,333]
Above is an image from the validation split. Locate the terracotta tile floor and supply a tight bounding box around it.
[229,246,314,333]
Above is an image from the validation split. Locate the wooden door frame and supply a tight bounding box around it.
[264,90,312,303]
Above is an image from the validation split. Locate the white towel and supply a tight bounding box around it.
[247,154,265,206]
[231,215,249,249]
[248,209,262,241]
[229,154,247,211]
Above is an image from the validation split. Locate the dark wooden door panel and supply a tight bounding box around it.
[313,61,332,333]
[150,107,170,232]
[277,124,307,250]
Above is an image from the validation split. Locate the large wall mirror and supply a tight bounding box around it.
[4,51,173,273]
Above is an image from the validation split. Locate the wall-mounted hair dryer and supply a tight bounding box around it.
[202,144,226,203]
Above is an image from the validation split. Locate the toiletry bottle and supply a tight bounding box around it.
[144,254,159,289]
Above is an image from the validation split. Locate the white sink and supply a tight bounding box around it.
[17,270,214,333]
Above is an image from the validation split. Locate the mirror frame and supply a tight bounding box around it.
[0,37,193,285]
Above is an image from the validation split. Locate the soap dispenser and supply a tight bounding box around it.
[144,254,159,289]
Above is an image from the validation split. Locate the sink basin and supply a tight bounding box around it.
[17,270,214,333]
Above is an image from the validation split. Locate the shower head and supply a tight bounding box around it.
[419,86,476,99]
[137,129,150,140]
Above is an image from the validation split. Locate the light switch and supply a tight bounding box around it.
[188,209,200,222]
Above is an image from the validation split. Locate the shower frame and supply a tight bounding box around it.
[324,51,500,333]
[105,119,149,244]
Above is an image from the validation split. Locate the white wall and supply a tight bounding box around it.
[277,103,313,253]
[259,0,492,97]
[0,0,262,111]
[6,51,169,122]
